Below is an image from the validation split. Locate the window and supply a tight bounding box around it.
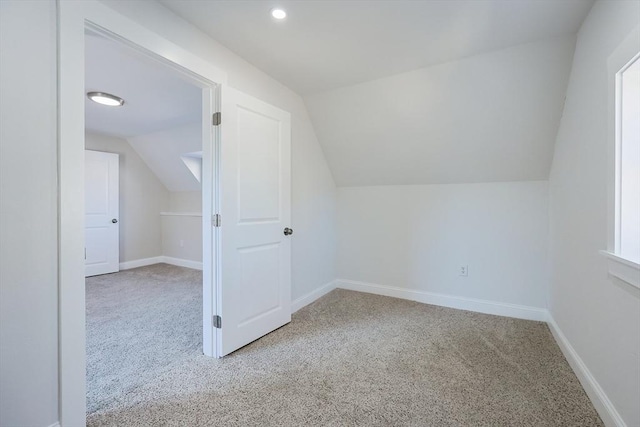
[615,54,640,264]
[602,49,640,289]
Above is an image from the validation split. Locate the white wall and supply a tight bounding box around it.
[548,1,640,425]
[162,191,202,263]
[337,182,549,309]
[128,122,202,192]
[1,1,336,423]
[169,191,201,212]
[86,132,169,263]
[0,1,59,426]
[101,0,338,300]
[86,133,203,265]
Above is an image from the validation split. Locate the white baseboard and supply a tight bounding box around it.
[292,280,336,313]
[119,256,202,271]
[334,279,548,321]
[47,422,60,427]
[547,315,626,427]
[161,256,203,270]
[119,256,163,270]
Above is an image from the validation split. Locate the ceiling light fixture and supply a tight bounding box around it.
[271,8,287,20]
[87,91,125,107]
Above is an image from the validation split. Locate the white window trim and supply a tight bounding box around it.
[602,26,640,290]
[599,250,640,290]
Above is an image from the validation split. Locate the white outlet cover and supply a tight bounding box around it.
[459,265,468,277]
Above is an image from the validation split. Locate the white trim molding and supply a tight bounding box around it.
[119,256,163,270]
[162,256,203,271]
[547,315,627,427]
[334,279,548,321]
[47,423,61,427]
[599,250,640,290]
[59,1,228,422]
[160,212,203,217]
[292,280,337,313]
[119,256,202,271]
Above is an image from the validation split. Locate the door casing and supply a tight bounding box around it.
[58,1,227,424]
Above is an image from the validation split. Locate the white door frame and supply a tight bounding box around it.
[58,1,227,424]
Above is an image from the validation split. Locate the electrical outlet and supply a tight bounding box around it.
[459,265,468,277]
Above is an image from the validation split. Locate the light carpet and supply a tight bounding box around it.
[86,263,602,426]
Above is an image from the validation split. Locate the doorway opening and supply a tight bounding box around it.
[60,4,292,422]
[83,28,210,415]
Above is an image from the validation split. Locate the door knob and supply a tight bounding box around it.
[112,218,118,224]
[284,227,293,236]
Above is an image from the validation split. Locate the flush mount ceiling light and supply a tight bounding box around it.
[271,8,287,20]
[87,91,125,107]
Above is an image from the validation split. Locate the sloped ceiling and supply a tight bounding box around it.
[128,123,202,192]
[85,31,202,192]
[158,0,590,187]
[305,36,577,186]
[85,31,201,138]
[160,0,592,95]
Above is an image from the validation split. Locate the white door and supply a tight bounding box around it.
[218,88,292,356]
[85,150,119,277]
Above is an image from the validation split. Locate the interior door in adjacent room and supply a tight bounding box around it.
[84,150,119,277]
[218,88,292,356]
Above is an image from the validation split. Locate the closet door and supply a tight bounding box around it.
[84,150,119,277]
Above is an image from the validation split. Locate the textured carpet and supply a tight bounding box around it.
[86,264,602,426]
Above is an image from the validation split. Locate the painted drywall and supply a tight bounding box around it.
[101,0,338,300]
[2,2,336,422]
[169,191,201,212]
[161,215,202,263]
[128,122,202,192]
[0,1,59,426]
[162,192,202,263]
[337,182,549,308]
[85,32,202,138]
[85,132,169,263]
[86,132,202,264]
[547,1,640,425]
[305,35,576,187]
[160,0,593,95]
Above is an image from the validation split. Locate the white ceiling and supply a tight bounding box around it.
[85,32,201,137]
[305,35,576,186]
[128,123,202,192]
[92,1,592,188]
[159,0,594,95]
[85,32,202,192]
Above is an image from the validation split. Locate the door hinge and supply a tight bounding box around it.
[212,214,221,227]
[212,112,221,126]
[213,315,222,329]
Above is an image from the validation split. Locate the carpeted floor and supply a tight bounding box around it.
[86,263,602,426]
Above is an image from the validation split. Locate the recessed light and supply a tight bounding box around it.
[87,91,125,107]
[271,8,287,20]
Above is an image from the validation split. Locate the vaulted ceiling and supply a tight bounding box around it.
[305,35,577,186]
[85,31,201,138]
[85,32,202,191]
[143,1,593,186]
[92,0,593,186]
[160,0,593,95]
